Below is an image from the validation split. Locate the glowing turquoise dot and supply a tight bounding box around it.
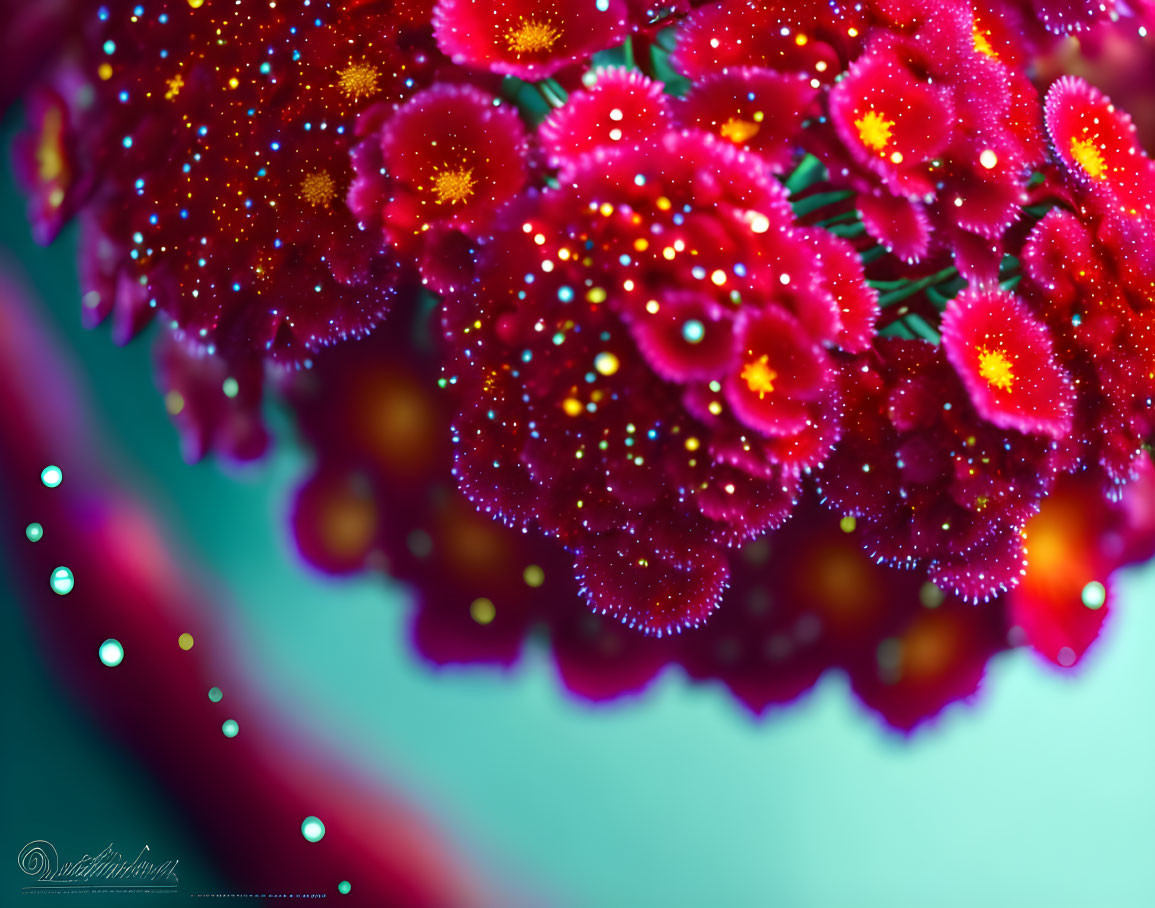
[1081,580,1106,609]
[338,881,351,895]
[221,719,239,738]
[208,686,223,703]
[50,567,74,595]
[301,817,326,843]
[682,320,705,344]
[26,523,43,542]
[99,639,124,667]
[41,465,63,487]
[222,377,239,398]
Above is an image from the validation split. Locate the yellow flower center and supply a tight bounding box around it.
[720,117,761,144]
[37,107,64,183]
[854,110,895,152]
[741,355,778,399]
[1070,137,1107,180]
[972,24,998,59]
[977,347,1015,391]
[432,167,475,205]
[337,62,381,101]
[506,18,560,55]
[300,170,337,208]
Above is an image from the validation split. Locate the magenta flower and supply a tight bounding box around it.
[15,0,436,363]
[442,131,875,633]
[820,340,1061,602]
[433,0,629,80]
[349,83,530,252]
[672,0,855,82]
[1045,75,1155,219]
[674,67,817,172]
[539,68,670,168]
[941,287,1074,440]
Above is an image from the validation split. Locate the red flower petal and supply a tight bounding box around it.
[724,307,831,437]
[539,67,670,167]
[433,0,629,80]
[829,46,955,197]
[857,192,931,263]
[1045,75,1155,216]
[573,533,730,636]
[941,287,1074,439]
[674,67,816,172]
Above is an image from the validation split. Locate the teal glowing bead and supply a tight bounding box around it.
[50,566,74,595]
[338,881,351,895]
[41,465,63,487]
[208,686,223,703]
[26,523,43,542]
[301,817,325,843]
[221,719,239,738]
[99,639,124,667]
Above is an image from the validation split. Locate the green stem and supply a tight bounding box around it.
[902,312,941,343]
[792,189,854,218]
[829,222,866,239]
[877,266,958,307]
[816,210,860,227]
[785,155,826,194]
[655,25,679,53]
[538,79,567,108]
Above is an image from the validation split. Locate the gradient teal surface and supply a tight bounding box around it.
[3,120,1155,907]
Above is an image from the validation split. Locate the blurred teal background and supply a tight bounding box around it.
[3,114,1155,907]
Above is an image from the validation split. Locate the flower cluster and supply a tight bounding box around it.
[9,0,1155,728]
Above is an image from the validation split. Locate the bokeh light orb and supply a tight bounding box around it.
[50,566,74,595]
[99,639,124,667]
[301,816,326,843]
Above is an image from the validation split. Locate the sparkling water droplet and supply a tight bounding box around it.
[207,686,223,703]
[41,465,63,488]
[99,639,124,667]
[50,566,74,595]
[221,719,239,738]
[301,817,326,843]
[25,523,43,542]
[338,881,351,895]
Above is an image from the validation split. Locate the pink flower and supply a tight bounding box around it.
[349,84,530,251]
[941,287,1074,439]
[443,131,875,633]
[539,68,670,168]
[433,0,629,80]
[673,67,817,172]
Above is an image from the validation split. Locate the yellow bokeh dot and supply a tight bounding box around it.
[470,598,496,625]
[594,352,620,376]
[562,397,583,417]
[523,565,545,588]
[178,633,195,651]
[839,515,857,533]
[188,0,205,7]
[98,62,113,80]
